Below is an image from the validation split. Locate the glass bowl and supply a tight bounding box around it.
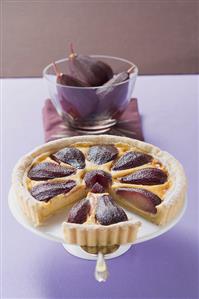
[43,55,138,132]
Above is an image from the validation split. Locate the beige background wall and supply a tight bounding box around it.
[1,0,199,77]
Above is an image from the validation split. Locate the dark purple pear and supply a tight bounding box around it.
[68,44,113,87]
[96,194,128,225]
[112,151,152,171]
[90,182,105,193]
[30,180,76,202]
[53,62,88,87]
[116,187,161,214]
[28,162,76,181]
[67,198,91,224]
[87,145,118,165]
[84,170,112,190]
[121,168,167,185]
[51,147,85,169]
[97,65,135,96]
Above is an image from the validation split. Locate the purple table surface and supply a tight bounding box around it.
[2,75,199,299]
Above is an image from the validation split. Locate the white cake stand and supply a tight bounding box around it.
[8,187,187,260]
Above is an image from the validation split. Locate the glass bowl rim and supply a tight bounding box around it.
[43,55,138,90]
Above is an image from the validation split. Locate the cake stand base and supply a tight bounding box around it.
[62,243,132,260]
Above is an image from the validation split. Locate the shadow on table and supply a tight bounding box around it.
[38,230,199,299]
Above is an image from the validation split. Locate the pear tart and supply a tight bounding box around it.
[12,135,186,246]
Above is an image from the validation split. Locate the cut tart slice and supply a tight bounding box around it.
[63,192,140,246]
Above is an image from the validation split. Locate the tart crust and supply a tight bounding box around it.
[62,220,141,246]
[12,135,187,246]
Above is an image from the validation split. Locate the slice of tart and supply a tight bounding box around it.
[62,192,140,246]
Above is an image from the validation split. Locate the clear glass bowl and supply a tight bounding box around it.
[43,55,138,132]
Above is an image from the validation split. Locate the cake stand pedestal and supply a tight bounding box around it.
[62,243,132,260]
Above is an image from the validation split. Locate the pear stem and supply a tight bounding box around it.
[70,43,75,54]
[127,65,136,74]
[52,62,62,77]
[69,42,77,59]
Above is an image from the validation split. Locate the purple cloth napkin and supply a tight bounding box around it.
[42,98,144,142]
